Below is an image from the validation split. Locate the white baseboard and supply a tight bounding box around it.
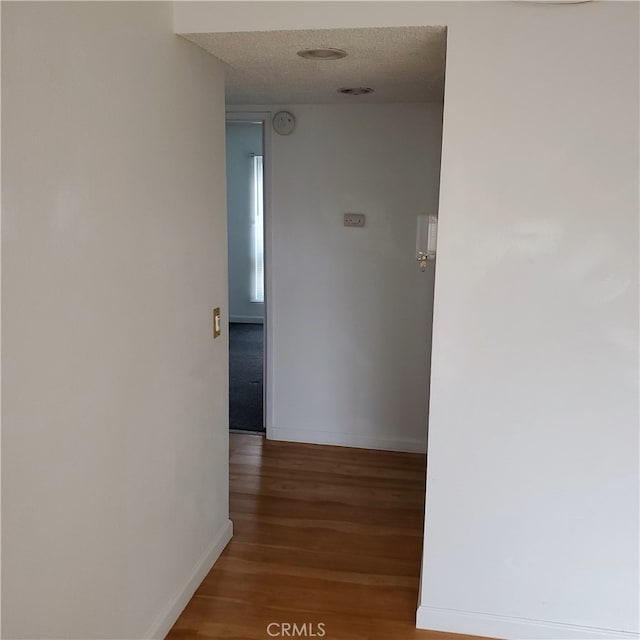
[268,427,426,453]
[416,605,640,640]
[144,519,233,640]
[229,315,263,324]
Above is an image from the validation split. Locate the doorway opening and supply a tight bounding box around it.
[226,117,268,433]
[178,22,448,639]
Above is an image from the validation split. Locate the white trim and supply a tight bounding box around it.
[416,605,640,640]
[269,427,426,453]
[262,115,274,437]
[229,315,264,324]
[144,519,233,640]
[226,111,273,436]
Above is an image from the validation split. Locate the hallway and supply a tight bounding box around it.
[167,434,485,639]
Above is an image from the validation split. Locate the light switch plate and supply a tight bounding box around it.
[344,213,365,227]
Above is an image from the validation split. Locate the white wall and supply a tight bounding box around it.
[226,122,265,323]
[175,3,640,639]
[419,5,639,637]
[2,3,231,638]
[236,103,442,452]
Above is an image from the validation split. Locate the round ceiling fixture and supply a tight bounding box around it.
[338,87,375,96]
[297,48,347,60]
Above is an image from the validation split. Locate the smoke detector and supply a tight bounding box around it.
[297,48,347,60]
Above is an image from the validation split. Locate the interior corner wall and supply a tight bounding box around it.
[2,3,230,638]
[226,122,265,323]
[232,103,443,453]
[174,2,640,638]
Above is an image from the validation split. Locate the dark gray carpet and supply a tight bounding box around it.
[229,323,264,432]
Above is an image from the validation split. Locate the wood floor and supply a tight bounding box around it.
[167,434,486,640]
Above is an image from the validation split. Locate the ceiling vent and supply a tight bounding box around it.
[297,48,347,60]
[338,87,375,96]
[513,0,592,3]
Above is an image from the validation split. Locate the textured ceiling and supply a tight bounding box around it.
[181,27,447,104]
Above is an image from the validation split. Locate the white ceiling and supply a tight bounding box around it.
[181,26,447,105]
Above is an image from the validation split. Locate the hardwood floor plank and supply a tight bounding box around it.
[167,434,490,640]
[230,512,423,538]
[230,521,423,561]
[213,541,422,579]
[230,494,424,530]
[207,553,419,587]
